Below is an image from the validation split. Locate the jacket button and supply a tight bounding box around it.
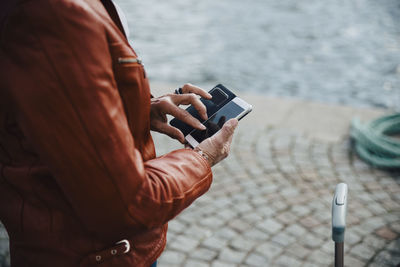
[95,255,102,262]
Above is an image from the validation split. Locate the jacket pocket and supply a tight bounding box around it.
[109,42,147,85]
[107,42,151,144]
[116,57,146,80]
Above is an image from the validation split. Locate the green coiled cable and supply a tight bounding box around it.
[350,113,400,170]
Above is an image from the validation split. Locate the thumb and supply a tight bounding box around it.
[216,118,238,140]
[198,118,238,166]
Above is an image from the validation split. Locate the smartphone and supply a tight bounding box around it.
[185,96,252,147]
[170,84,236,136]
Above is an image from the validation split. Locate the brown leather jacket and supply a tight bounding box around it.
[0,0,212,266]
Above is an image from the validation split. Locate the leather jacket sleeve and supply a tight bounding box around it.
[1,0,212,241]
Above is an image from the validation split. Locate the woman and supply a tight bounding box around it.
[0,0,237,266]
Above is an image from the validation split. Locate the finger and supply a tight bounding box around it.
[172,94,208,121]
[166,102,206,130]
[155,122,186,143]
[213,118,238,141]
[182,83,212,99]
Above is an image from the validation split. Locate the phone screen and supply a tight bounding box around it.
[170,86,231,136]
[208,88,229,107]
[200,87,229,116]
[189,100,245,143]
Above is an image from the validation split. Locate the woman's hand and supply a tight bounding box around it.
[150,83,212,143]
[197,118,238,167]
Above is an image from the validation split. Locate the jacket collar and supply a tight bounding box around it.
[100,0,127,38]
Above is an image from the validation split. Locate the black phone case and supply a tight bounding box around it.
[170,84,236,136]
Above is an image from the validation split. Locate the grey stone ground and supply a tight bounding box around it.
[0,94,399,266]
[115,0,400,109]
[151,94,400,267]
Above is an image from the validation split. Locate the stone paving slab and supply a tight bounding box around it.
[1,91,399,266]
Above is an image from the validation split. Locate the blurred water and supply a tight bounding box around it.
[115,0,400,109]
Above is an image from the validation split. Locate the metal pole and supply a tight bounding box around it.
[335,242,344,267]
[332,183,348,267]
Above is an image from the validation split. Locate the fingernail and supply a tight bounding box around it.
[230,119,238,127]
[200,124,206,130]
[233,119,238,127]
[226,119,238,131]
[207,93,212,98]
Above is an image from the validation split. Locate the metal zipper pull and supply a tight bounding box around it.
[117,57,146,78]
[118,57,142,64]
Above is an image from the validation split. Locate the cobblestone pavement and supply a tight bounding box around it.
[151,122,400,267]
[0,226,8,267]
[1,98,399,267]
